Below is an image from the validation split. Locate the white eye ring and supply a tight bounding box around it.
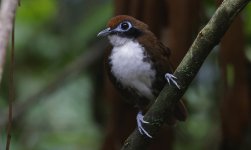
[118,21,132,31]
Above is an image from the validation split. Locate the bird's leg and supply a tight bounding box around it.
[136,111,152,138]
[165,73,180,89]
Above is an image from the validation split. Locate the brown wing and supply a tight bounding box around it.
[138,32,188,123]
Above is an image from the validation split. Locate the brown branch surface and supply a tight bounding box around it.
[0,0,19,84]
[121,0,251,149]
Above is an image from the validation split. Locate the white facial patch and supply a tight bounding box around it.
[108,35,131,47]
[108,35,156,100]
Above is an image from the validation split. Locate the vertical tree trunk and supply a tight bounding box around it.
[164,0,201,68]
[219,15,251,150]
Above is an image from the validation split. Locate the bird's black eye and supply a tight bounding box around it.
[120,22,130,31]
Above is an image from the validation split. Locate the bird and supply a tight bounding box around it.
[97,15,187,138]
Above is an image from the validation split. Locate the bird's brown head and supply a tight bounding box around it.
[97,15,148,39]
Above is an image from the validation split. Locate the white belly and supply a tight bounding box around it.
[109,38,156,99]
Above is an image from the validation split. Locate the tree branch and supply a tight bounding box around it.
[0,0,19,85]
[121,0,251,149]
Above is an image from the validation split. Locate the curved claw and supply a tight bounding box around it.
[165,73,180,89]
[136,111,152,138]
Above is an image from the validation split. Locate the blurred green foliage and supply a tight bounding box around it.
[1,0,112,149]
[16,0,56,23]
[244,3,251,38]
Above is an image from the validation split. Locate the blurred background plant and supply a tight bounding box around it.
[0,0,112,149]
[0,0,251,150]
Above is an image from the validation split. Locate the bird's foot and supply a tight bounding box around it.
[165,73,180,89]
[136,111,152,138]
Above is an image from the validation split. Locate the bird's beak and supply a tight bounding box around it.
[97,27,111,37]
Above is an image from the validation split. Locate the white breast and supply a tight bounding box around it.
[108,36,156,100]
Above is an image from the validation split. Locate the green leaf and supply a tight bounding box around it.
[16,0,56,24]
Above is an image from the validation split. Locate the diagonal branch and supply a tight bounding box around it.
[121,0,251,149]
